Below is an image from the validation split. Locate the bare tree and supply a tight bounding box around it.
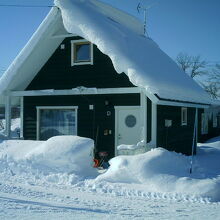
[202,82,219,99]
[176,53,220,99]
[204,64,220,99]
[176,52,207,78]
[209,64,220,82]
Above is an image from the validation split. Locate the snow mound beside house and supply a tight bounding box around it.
[0,135,220,202]
[0,118,20,138]
[0,136,98,184]
[95,146,220,202]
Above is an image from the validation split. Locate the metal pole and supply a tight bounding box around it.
[190,109,197,174]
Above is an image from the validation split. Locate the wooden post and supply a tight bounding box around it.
[151,103,157,148]
[20,97,24,139]
[140,89,147,147]
[5,96,11,138]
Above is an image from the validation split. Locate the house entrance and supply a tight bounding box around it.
[115,106,141,155]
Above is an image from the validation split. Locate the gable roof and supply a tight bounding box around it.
[0,0,211,105]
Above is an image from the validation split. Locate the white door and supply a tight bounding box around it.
[115,106,141,153]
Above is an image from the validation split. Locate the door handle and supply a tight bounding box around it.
[118,134,122,139]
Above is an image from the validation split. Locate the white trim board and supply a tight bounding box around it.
[5,96,11,137]
[8,87,209,108]
[10,87,141,97]
[36,106,78,140]
[157,100,209,109]
[140,89,147,145]
[150,103,157,148]
[20,97,24,139]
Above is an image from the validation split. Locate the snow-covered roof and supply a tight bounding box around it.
[0,0,211,105]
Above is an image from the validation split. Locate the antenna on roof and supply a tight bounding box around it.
[137,2,156,36]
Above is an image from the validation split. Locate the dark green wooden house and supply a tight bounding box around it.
[0,2,217,161]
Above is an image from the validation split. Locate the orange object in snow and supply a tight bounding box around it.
[93,159,99,168]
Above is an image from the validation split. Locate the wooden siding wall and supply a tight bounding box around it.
[24,94,140,160]
[26,37,135,91]
[157,105,196,155]
[198,108,220,142]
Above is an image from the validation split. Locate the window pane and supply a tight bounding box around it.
[75,43,90,62]
[39,109,76,140]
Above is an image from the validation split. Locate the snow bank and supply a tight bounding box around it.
[0,136,98,183]
[0,118,20,138]
[96,146,220,202]
[55,0,210,104]
[117,140,146,155]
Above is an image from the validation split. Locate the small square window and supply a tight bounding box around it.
[181,107,187,126]
[71,40,93,66]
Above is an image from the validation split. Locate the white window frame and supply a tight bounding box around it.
[181,107,187,126]
[36,106,78,140]
[71,39,93,66]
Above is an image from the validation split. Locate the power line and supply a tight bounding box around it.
[0,4,55,8]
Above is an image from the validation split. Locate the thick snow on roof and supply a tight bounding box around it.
[55,0,211,104]
[0,0,211,104]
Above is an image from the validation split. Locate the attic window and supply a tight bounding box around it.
[71,40,93,66]
[181,107,187,126]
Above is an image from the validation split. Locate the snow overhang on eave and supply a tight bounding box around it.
[155,94,210,108]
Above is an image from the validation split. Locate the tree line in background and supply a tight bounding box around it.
[176,52,220,99]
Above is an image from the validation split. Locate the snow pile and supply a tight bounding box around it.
[0,134,220,202]
[0,118,20,139]
[0,136,98,184]
[117,140,146,155]
[96,146,220,202]
[55,0,210,104]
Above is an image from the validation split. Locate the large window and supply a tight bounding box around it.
[71,40,93,66]
[37,106,77,140]
[181,107,187,126]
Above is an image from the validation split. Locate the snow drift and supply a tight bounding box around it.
[0,134,220,202]
[0,118,20,139]
[96,146,220,202]
[0,136,98,182]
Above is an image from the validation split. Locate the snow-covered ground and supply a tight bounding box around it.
[0,131,220,219]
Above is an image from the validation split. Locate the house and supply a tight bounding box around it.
[0,0,218,161]
[199,102,220,142]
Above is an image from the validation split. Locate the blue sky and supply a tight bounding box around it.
[0,0,220,75]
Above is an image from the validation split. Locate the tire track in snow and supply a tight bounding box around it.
[0,194,110,214]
